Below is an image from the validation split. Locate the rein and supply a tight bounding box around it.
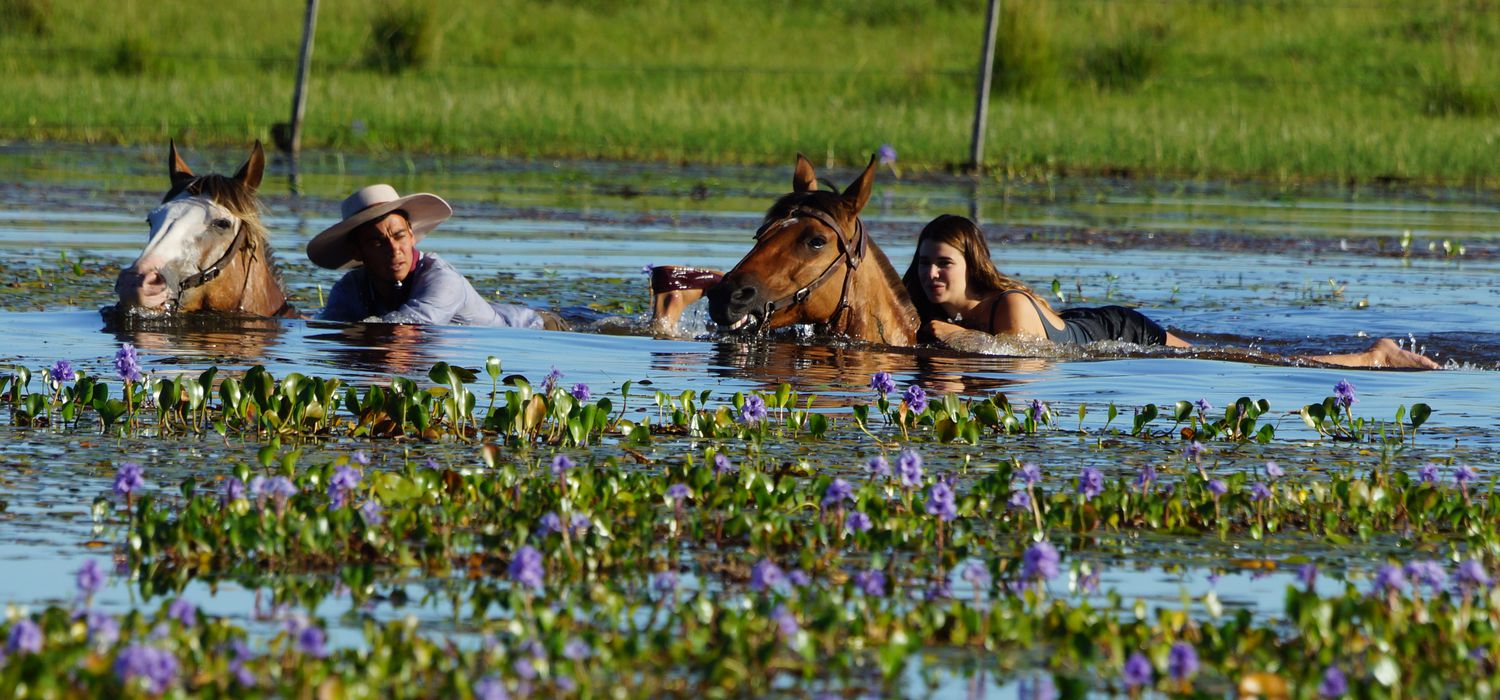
[750,205,867,333]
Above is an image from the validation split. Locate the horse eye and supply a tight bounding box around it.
[807,235,828,250]
[213,218,232,230]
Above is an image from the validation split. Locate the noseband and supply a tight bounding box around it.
[749,205,867,333]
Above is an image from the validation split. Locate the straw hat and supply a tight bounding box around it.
[307,184,452,269]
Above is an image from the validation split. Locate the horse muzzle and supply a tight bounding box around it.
[114,267,180,317]
[707,275,769,334]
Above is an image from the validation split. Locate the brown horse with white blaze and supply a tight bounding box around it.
[113,141,296,318]
[705,154,920,345]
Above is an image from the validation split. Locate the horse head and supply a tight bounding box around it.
[707,154,918,345]
[114,141,291,318]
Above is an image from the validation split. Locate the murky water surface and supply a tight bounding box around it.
[1,145,1498,693]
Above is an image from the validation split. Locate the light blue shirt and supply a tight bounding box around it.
[319,252,543,328]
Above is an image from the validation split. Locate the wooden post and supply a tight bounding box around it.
[968,0,1001,174]
[289,0,320,161]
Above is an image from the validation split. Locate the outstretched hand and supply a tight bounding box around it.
[919,320,967,345]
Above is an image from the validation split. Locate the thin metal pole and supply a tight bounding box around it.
[289,0,320,160]
[968,0,1001,174]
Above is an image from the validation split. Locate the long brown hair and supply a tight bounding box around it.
[901,214,1052,321]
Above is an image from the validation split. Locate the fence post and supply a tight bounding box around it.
[289,0,320,166]
[968,0,1001,174]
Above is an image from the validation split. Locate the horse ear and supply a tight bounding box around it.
[168,140,194,186]
[841,153,878,214]
[792,153,818,193]
[234,141,266,193]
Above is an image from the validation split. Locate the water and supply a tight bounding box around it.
[1,144,1498,693]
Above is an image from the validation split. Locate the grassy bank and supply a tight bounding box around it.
[1,0,1497,185]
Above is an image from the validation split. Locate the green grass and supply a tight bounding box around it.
[0,0,1497,185]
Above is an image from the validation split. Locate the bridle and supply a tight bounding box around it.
[744,204,868,333]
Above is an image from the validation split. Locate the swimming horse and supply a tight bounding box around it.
[112,141,297,318]
[691,153,921,345]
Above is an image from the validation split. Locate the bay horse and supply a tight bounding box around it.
[112,141,297,318]
[702,153,919,345]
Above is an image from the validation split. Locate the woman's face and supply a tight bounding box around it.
[916,239,969,308]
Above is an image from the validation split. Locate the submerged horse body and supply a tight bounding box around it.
[112,142,297,319]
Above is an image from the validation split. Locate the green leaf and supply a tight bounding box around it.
[1409,403,1432,430]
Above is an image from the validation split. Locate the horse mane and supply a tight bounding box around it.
[762,190,921,326]
[165,174,284,287]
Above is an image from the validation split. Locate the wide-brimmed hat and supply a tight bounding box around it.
[307,184,452,269]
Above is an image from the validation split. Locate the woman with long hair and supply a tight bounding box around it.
[902,215,1437,369]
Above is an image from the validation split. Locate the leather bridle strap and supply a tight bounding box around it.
[179,224,248,293]
[753,206,867,330]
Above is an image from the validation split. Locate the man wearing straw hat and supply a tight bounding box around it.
[308,184,546,327]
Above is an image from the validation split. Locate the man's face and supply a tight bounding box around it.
[355,213,416,285]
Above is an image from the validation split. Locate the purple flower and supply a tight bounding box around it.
[1297,563,1319,590]
[251,475,296,508]
[739,394,768,424]
[1456,559,1493,592]
[666,482,691,501]
[855,568,887,597]
[509,546,545,590]
[1194,398,1212,414]
[1250,482,1271,502]
[228,640,256,687]
[1007,489,1031,511]
[167,598,196,627]
[570,383,591,402]
[1017,462,1042,487]
[1207,479,1228,496]
[1167,641,1199,681]
[82,609,119,646]
[869,371,896,395]
[896,449,923,488]
[961,560,991,589]
[113,461,145,497]
[352,451,371,466]
[328,464,362,509]
[296,625,328,658]
[1078,468,1104,500]
[750,559,786,592]
[1183,441,1205,461]
[538,512,564,535]
[1372,564,1407,596]
[652,571,678,596]
[1134,465,1156,490]
[902,384,928,413]
[1405,560,1446,593]
[1456,464,1477,487]
[359,500,384,525]
[822,478,854,510]
[1264,461,1284,479]
[1333,379,1356,409]
[49,359,76,383]
[114,643,178,693]
[563,637,591,661]
[877,144,897,165]
[542,367,563,394]
[6,618,41,654]
[1029,399,1047,424]
[1122,651,1153,688]
[551,454,575,477]
[846,510,873,533]
[866,455,891,479]
[925,481,957,522]
[713,452,736,475]
[114,343,143,382]
[76,559,106,598]
[1418,462,1439,484]
[1021,542,1061,581]
[770,605,799,640]
[1318,666,1348,698]
[223,477,247,503]
[513,656,537,680]
[788,569,811,588]
[475,676,509,700]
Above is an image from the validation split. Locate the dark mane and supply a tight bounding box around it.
[760,190,855,231]
[165,174,282,285]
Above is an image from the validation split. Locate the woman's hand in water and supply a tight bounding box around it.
[919,320,967,345]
